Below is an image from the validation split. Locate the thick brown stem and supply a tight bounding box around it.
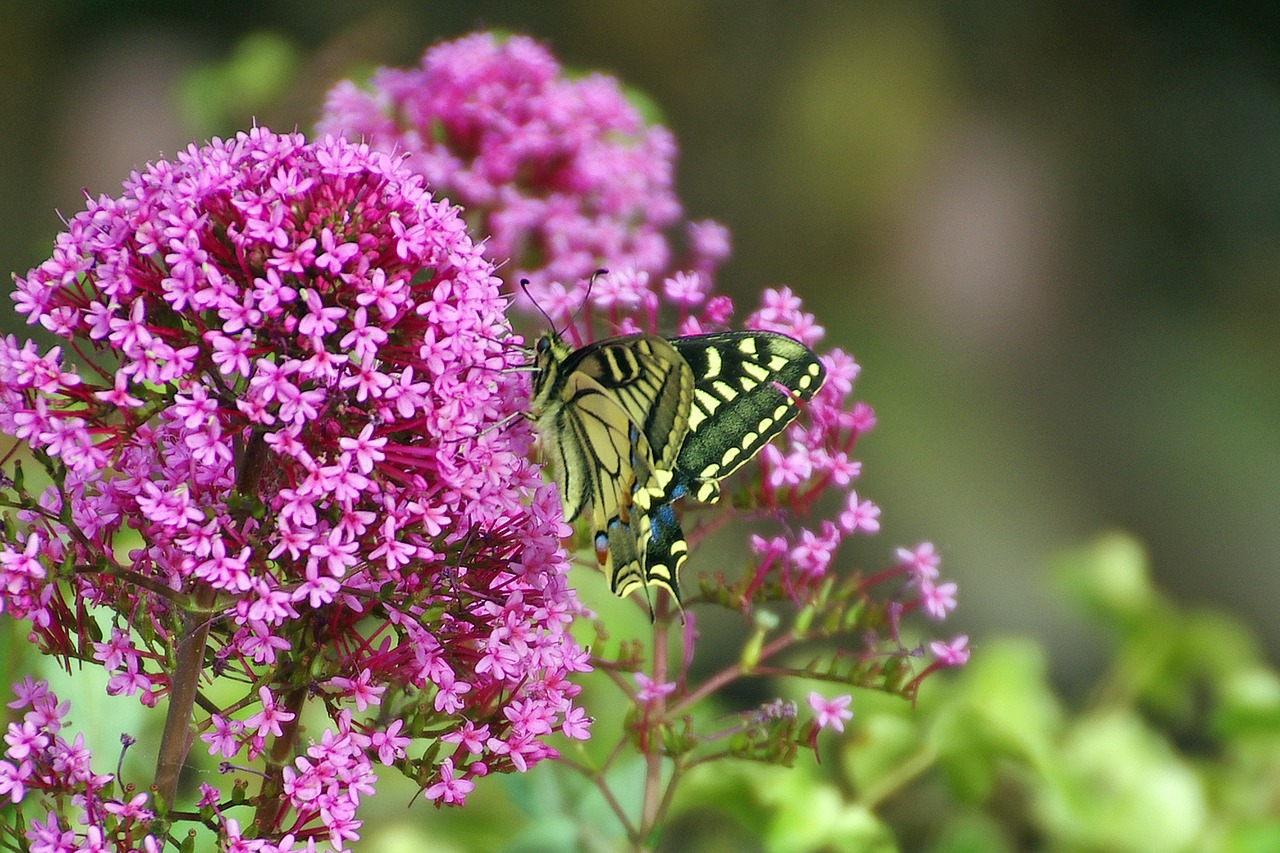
[155,431,268,808]
[154,586,216,807]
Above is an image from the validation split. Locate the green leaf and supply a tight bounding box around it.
[948,638,1062,769]
[1034,711,1207,851]
[840,713,922,797]
[1052,531,1158,624]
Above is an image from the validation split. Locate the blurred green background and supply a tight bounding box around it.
[1,0,1277,693]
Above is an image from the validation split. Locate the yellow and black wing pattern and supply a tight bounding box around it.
[530,329,825,606]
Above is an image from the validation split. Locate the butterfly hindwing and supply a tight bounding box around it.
[641,488,690,606]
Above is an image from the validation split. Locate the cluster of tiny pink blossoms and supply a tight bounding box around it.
[0,679,162,853]
[319,31,731,319]
[0,127,589,845]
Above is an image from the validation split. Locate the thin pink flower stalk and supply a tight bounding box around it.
[0,128,589,848]
[317,32,967,848]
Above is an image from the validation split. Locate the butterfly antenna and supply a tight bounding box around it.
[562,268,605,338]
[520,279,560,336]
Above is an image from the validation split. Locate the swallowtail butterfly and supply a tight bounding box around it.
[529,328,825,607]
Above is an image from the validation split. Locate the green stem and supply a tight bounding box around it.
[668,632,796,717]
[557,756,638,839]
[858,742,938,809]
[637,592,671,849]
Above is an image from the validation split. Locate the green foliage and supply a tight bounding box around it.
[829,532,1280,853]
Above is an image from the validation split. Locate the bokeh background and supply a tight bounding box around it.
[2,0,1276,699]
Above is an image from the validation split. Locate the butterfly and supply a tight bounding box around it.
[529,328,826,607]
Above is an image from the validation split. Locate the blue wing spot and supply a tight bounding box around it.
[650,502,677,536]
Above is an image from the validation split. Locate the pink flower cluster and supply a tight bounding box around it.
[1,127,588,837]
[1,679,160,853]
[319,32,729,316]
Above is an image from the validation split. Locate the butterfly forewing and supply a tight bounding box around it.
[560,336,693,478]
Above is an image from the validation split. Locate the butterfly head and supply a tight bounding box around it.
[529,331,572,411]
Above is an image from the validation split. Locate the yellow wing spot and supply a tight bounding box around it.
[705,347,722,379]
[738,337,758,355]
[798,374,812,390]
[738,375,760,392]
[768,355,789,371]
[695,389,721,413]
[720,445,741,467]
[695,481,719,502]
[614,576,642,598]
[741,361,769,382]
[602,347,630,381]
[773,404,790,420]
[712,380,739,401]
[741,431,758,448]
[808,362,823,376]
[757,416,774,434]
[671,539,688,555]
[699,463,719,479]
[687,404,707,431]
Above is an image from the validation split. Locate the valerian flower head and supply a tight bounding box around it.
[1,128,589,838]
[319,31,727,323]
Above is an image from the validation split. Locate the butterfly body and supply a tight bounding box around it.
[530,329,825,605]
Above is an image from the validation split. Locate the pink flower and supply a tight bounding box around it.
[839,491,881,534]
[920,578,958,620]
[0,759,30,804]
[635,673,678,703]
[245,686,296,740]
[368,720,410,766]
[560,705,592,740]
[328,669,386,712]
[930,635,971,667]
[425,758,475,805]
[4,720,49,761]
[897,542,942,582]
[807,692,854,733]
[789,524,840,580]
